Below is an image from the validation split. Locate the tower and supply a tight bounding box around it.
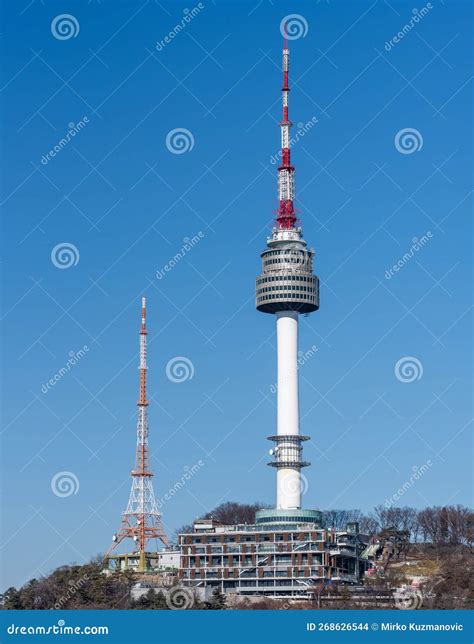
[105,297,168,572]
[255,36,320,522]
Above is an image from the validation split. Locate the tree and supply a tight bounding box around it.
[417,506,473,549]
[424,551,474,609]
[204,501,270,525]
[359,514,379,536]
[1,587,23,609]
[175,502,270,538]
[2,562,134,610]
[131,589,169,610]
[204,587,227,610]
[323,510,361,531]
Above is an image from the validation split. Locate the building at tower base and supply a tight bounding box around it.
[178,519,371,599]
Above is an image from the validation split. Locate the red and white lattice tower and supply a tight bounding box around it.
[106,298,168,572]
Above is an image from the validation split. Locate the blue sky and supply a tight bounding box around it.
[1,0,472,589]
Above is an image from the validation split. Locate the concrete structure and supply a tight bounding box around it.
[256,35,318,513]
[111,548,180,573]
[157,548,180,570]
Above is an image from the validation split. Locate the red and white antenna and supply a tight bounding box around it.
[105,297,168,572]
[277,31,296,230]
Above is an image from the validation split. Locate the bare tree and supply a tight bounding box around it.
[323,509,362,531]
[359,514,379,536]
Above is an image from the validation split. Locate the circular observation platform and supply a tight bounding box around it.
[256,242,319,314]
[255,508,324,527]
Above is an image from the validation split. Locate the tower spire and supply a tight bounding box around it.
[105,297,168,573]
[277,34,296,230]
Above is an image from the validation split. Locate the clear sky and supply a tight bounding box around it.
[1,0,472,589]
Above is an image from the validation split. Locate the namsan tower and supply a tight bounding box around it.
[255,35,320,525]
[176,35,370,596]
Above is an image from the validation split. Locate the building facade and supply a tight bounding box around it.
[178,519,370,598]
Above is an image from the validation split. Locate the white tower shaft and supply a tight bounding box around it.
[276,311,299,436]
[276,311,301,509]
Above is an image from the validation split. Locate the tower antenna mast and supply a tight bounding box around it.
[105,297,168,573]
[277,28,296,230]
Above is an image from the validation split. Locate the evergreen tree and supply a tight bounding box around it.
[205,587,227,610]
